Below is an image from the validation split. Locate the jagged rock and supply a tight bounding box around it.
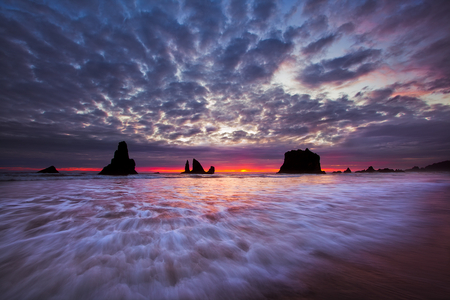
[278,148,325,174]
[182,159,215,174]
[99,141,138,175]
[343,168,352,173]
[355,166,376,173]
[184,160,190,173]
[192,159,205,173]
[37,166,59,173]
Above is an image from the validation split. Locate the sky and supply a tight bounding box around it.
[1,0,449,172]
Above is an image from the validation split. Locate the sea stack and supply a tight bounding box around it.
[182,159,215,174]
[278,148,325,174]
[343,168,352,173]
[98,141,138,175]
[37,166,59,173]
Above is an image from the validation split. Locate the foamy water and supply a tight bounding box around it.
[0,173,449,299]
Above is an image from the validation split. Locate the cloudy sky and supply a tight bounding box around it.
[1,0,449,172]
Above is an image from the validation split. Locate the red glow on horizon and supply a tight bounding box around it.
[136,166,280,173]
[59,167,101,172]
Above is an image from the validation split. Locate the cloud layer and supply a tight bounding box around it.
[1,0,449,170]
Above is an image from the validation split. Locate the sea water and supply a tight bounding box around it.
[0,172,449,300]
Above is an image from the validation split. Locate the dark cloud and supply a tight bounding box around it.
[302,33,337,54]
[0,0,449,170]
[228,0,248,21]
[298,48,380,86]
[283,25,309,42]
[337,22,355,34]
[240,38,293,82]
[323,48,381,69]
[355,0,379,17]
[302,0,328,15]
[252,0,276,22]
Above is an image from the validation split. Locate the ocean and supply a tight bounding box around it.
[0,172,449,300]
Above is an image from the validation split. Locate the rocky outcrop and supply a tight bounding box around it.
[407,161,450,172]
[406,166,422,172]
[355,166,375,173]
[424,160,450,171]
[356,166,404,173]
[182,159,215,174]
[278,148,325,174]
[98,141,138,175]
[343,168,352,173]
[37,166,59,173]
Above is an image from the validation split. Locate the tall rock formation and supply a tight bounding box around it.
[184,160,190,173]
[182,159,215,174]
[99,141,138,175]
[278,148,325,174]
[37,166,59,173]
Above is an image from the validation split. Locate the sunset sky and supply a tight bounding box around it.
[1,0,449,172]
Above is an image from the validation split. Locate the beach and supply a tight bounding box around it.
[0,172,449,299]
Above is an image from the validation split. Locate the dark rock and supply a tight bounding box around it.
[355,166,376,173]
[207,166,215,174]
[343,168,352,173]
[184,160,190,173]
[37,166,59,173]
[192,159,205,173]
[182,159,215,174]
[332,171,342,174]
[98,141,138,175]
[278,148,325,174]
[406,166,424,172]
[424,160,450,171]
[377,168,395,173]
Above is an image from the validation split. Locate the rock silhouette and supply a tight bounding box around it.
[37,166,59,173]
[344,168,352,173]
[99,141,138,175]
[406,166,422,172]
[356,166,404,173]
[278,148,325,174]
[182,159,215,174]
[356,166,376,173]
[407,161,450,172]
[424,160,450,171]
